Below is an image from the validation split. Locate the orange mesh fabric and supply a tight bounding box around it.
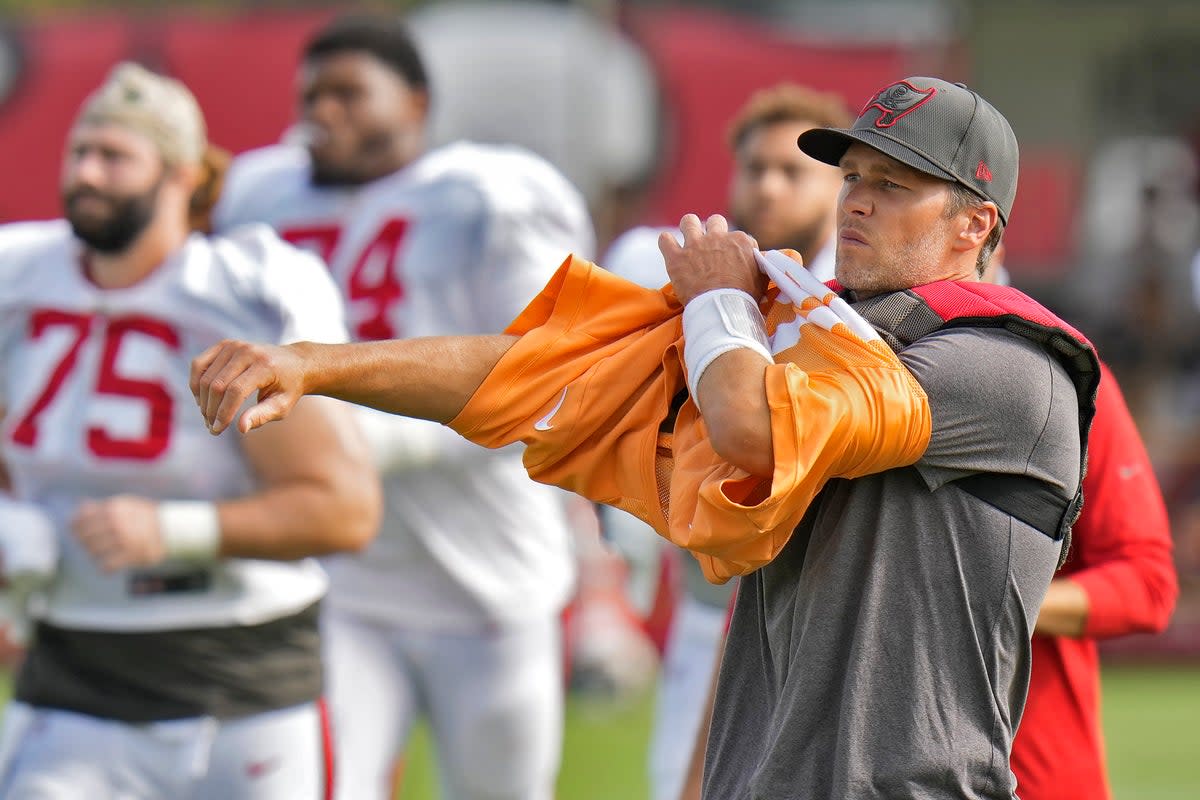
[450,253,931,582]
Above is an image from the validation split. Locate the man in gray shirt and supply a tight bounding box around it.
[190,77,1098,799]
[665,78,1096,798]
[702,324,1082,798]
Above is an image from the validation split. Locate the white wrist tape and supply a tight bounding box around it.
[157,501,221,561]
[0,496,59,579]
[682,288,772,399]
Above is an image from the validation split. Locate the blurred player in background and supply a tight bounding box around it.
[601,83,852,800]
[722,83,851,278]
[213,16,594,800]
[0,63,381,799]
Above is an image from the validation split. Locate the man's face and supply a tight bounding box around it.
[61,123,166,253]
[729,119,842,254]
[834,143,966,296]
[299,51,426,186]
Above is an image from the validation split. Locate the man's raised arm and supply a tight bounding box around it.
[190,334,517,435]
[661,214,774,477]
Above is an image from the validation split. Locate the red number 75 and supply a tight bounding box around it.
[10,310,180,460]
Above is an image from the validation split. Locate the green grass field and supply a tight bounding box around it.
[396,693,656,800]
[394,664,1200,800]
[0,663,1196,798]
[1101,666,1200,800]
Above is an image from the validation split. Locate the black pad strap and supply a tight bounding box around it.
[952,472,1076,542]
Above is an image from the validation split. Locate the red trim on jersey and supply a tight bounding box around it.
[318,697,336,800]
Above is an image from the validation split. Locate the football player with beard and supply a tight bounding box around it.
[0,63,381,799]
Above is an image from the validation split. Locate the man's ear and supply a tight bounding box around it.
[412,88,431,122]
[955,202,999,252]
[188,146,233,234]
[170,160,205,194]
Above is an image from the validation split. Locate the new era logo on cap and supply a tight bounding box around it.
[797,76,1019,224]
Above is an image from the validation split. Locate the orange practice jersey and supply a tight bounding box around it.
[450,254,931,582]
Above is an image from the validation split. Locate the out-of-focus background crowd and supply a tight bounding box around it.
[0,0,1197,797]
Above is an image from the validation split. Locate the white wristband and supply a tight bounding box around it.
[682,288,772,399]
[157,501,221,561]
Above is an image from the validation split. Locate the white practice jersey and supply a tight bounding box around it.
[0,221,347,631]
[214,142,594,629]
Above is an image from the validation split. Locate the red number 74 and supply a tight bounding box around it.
[281,218,409,341]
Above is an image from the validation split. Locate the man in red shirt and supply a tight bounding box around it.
[988,255,1178,800]
[1011,358,1178,800]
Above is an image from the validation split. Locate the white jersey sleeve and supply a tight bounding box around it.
[0,221,73,411]
[210,146,312,236]
[468,147,596,332]
[212,223,349,345]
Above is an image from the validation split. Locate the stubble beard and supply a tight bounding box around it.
[64,177,164,255]
[835,229,944,296]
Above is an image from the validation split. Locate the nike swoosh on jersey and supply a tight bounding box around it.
[534,388,569,431]
[1117,464,1142,480]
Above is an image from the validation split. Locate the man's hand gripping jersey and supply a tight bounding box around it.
[449,251,931,582]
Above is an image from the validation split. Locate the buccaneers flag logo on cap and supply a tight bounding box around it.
[862,81,936,128]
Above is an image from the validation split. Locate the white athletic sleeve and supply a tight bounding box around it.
[470,159,596,333]
[210,145,310,235]
[220,224,349,345]
[209,163,244,234]
[0,221,72,410]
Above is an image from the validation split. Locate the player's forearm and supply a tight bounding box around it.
[1071,559,1178,637]
[1033,577,1090,638]
[695,350,775,477]
[216,475,381,560]
[296,335,517,423]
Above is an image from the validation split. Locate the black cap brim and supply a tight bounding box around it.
[798,127,958,184]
